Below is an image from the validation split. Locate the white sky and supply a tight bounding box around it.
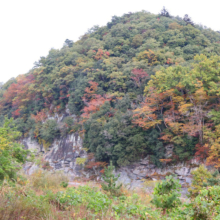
[0,0,219,83]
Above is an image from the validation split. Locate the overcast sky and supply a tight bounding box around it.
[0,0,219,83]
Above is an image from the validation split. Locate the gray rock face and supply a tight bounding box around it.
[21,109,89,179]
[115,156,200,190]
[22,113,199,191]
[165,144,174,158]
[23,162,40,175]
[23,134,198,190]
[22,137,41,152]
[22,124,86,180]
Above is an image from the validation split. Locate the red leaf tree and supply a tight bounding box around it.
[131,69,149,87]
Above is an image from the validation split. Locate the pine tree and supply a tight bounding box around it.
[101,161,122,196]
[151,175,181,215]
[183,14,194,26]
[160,7,170,17]
[64,39,73,47]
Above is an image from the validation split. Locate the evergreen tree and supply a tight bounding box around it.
[64,39,73,47]
[151,175,181,215]
[160,7,171,17]
[183,14,194,26]
[101,161,122,196]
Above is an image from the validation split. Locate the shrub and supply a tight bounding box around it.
[42,160,52,170]
[56,186,112,212]
[76,157,87,165]
[188,165,212,198]
[60,181,68,188]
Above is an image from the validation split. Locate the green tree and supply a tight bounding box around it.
[101,161,122,196]
[40,119,60,144]
[0,118,31,182]
[160,7,171,18]
[183,14,194,26]
[191,186,220,219]
[151,175,181,215]
[64,39,74,47]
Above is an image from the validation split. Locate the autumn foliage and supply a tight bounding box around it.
[81,81,112,119]
[133,55,220,166]
[0,74,35,117]
[1,11,220,169]
[31,110,47,123]
[131,69,149,87]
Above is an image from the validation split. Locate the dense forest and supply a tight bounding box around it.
[1,9,220,168]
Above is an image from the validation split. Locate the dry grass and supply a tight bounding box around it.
[0,171,161,220]
[29,169,69,190]
[0,190,50,220]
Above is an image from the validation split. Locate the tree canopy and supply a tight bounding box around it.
[1,10,220,167]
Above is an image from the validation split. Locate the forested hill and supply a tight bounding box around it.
[1,10,220,168]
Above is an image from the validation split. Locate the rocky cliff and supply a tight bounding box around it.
[22,112,199,190]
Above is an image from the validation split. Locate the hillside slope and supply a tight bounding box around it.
[1,10,220,168]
